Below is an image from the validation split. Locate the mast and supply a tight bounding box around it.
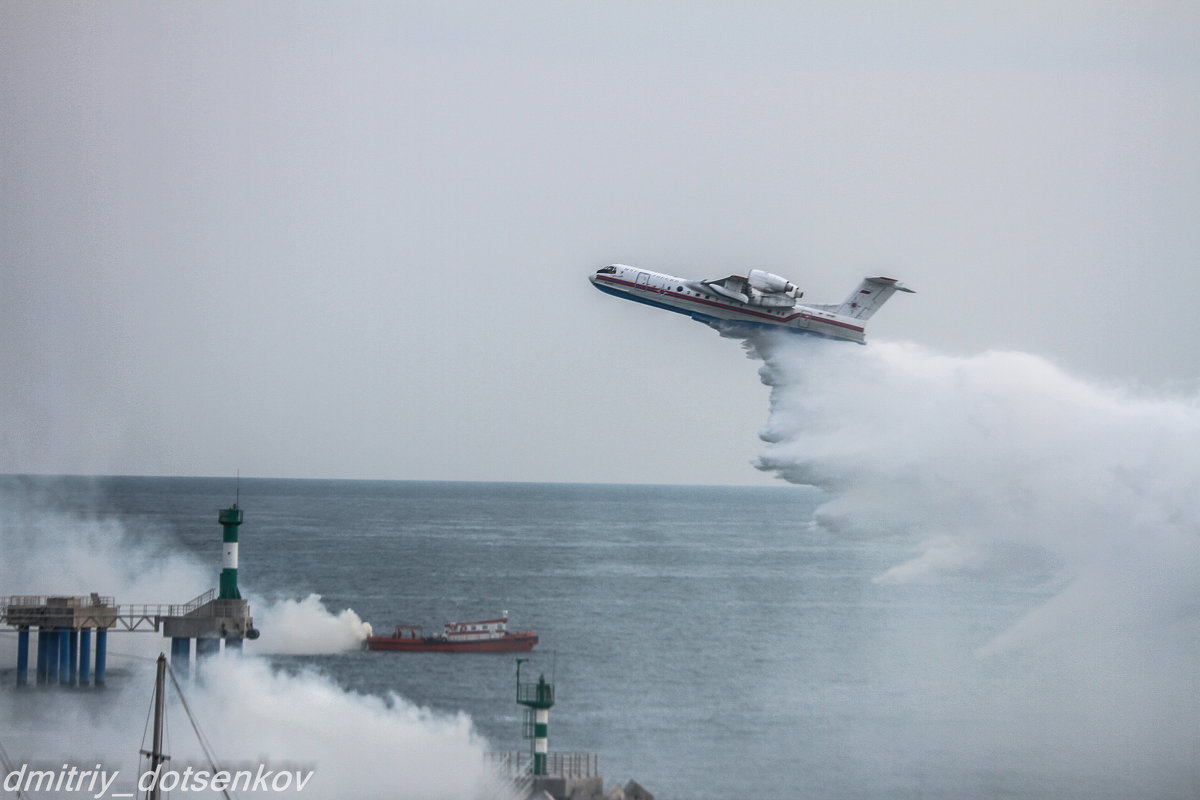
[142,654,169,800]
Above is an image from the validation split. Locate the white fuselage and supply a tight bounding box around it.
[589,264,869,343]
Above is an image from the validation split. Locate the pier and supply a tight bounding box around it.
[1,504,257,687]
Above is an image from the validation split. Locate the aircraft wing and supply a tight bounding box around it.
[702,275,750,304]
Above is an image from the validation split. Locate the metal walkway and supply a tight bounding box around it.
[0,589,217,632]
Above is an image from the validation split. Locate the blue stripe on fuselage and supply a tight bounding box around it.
[591,279,707,320]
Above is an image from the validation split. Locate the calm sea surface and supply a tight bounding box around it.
[3,476,1113,799]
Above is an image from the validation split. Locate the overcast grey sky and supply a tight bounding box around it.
[3,2,1198,485]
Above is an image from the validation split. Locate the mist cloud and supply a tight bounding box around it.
[742,331,1200,794]
[747,332,1200,645]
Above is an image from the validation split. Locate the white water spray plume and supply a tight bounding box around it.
[741,329,1200,793]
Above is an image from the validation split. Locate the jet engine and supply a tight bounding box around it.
[747,270,800,296]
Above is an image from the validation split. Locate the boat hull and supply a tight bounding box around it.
[367,632,538,653]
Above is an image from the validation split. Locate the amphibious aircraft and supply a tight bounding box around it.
[589,264,913,343]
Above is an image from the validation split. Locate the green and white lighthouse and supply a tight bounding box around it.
[516,659,555,775]
[218,504,242,600]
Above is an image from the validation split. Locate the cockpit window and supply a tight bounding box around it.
[597,266,617,274]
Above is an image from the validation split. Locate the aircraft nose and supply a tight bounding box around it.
[590,265,620,287]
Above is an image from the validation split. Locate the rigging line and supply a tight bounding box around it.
[102,648,160,663]
[164,661,237,800]
[139,672,156,761]
[163,715,171,786]
[0,736,34,800]
[165,665,218,759]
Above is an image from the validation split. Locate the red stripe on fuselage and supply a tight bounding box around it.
[593,274,865,334]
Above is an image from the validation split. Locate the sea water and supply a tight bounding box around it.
[0,476,1186,799]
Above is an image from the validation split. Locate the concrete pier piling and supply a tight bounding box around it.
[57,629,70,685]
[195,638,221,661]
[95,627,107,687]
[46,630,59,684]
[3,597,117,688]
[16,626,29,686]
[36,629,48,684]
[68,629,79,685]
[80,627,92,685]
[171,636,191,679]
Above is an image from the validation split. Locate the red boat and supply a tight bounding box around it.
[366,612,537,653]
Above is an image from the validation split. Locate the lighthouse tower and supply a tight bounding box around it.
[218,504,242,600]
[516,658,555,775]
[160,499,256,676]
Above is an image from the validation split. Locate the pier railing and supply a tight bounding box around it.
[486,751,599,778]
[175,588,217,616]
[1,589,235,632]
[1,594,118,628]
[517,679,555,707]
[0,594,115,613]
[119,588,217,619]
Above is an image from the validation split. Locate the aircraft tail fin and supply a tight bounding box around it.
[835,276,914,320]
